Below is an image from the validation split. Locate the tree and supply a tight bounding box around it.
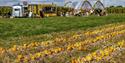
[117,6,123,8]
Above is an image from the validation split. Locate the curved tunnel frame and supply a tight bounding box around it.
[93,0,107,16]
[79,0,93,16]
[81,0,93,11]
[93,0,105,10]
[64,1,73,8]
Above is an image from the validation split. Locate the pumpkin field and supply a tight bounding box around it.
[0,14,125,63]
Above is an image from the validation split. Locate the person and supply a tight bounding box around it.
[28,11,33,18]
[90,9,94,15]
[69,11,73,17]
[60,12,63,17]
[65,12,69,17]
[8,12,11,18]
[40,9,44,18]
[26,11,29,17]
[74,10,81,16]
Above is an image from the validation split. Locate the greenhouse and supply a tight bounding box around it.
[93,0,106,16]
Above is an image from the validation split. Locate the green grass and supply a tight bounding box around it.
[0,14,125,47]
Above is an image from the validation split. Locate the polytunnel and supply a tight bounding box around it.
[64,1,73,8]
[72,0,93,16]
[79,0,93,16]
[94,0,105,10]
[81,0,92,12]
[93,0,106,16]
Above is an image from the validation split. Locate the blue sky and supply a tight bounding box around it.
[0,0,125,7]
[104,0,125,7]
[67,0,125,7]
[0,0,64,6]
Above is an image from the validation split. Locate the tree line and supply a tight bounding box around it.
[106,6,125,14]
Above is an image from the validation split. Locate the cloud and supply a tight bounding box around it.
[0,0,125,6]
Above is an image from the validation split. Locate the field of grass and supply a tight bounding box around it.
[0,14,125,63]
[0,14,125,47]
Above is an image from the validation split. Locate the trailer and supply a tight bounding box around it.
[28,4,57,17]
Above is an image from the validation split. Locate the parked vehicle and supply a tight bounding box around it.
[28,4,57,17]
[12,5,23,17]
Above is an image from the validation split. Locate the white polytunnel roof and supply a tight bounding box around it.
[94,1,105,9]
[65,0,92,10]
[81,0,92,10]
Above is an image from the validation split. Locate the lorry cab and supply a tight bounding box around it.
[28,4,57,17]
[12,5,23,17]
[42,5,57,17]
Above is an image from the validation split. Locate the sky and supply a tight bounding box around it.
[0,0,125,7]
[65,0,125,7]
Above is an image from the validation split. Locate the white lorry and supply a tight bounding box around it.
[12,5,23,17]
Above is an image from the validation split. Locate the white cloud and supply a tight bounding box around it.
[0,0,125,7]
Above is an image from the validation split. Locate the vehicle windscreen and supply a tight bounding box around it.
[15,9,20,11]
[43,7,56,13]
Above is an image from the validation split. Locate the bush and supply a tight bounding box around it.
[106,6,125,14]
[0,6,12,17]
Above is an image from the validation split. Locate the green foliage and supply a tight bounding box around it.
[0,14,125,38]
[58,6,73,12]
[0,6,12,17]
[106,6,125,14]
[56,6,73,16]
